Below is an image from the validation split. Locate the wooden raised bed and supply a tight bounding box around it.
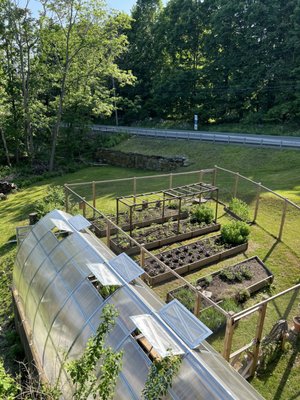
[142,235,248,286]
[167,256,273,305]
[91,210,189,237]
[109,222,221,256]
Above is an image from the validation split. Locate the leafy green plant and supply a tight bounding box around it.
[190,204,214,224]
[228,198,250,221]
[220,221,250,245]
[173,287,195,313]
[67,304,123,400]
[142,353,182,400]
[0,360,20,399]
[235,288,250,303]
[33,185,65,219]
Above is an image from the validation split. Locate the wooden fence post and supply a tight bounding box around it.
[233,172,239,198]
[193,291,201,317]
[64,186,69,213]
[82,197,86,218]
[250,302,268,376]
[169,173,173,189]
[140,247,145,268]
[92,181,96,218]
[278,199,287,241]
[213,167,217,186]
[106,221,111,248]
[199,170,203,183]
[133,177,137,203]
[253,183,261,223]
[223,312,235,361]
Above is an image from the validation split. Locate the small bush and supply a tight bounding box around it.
[33,185,66,219]
[228,198,250,221]
[0,360,20,399]
[190,204,214,224]
[235,288,250,303]
[221,221,250,245]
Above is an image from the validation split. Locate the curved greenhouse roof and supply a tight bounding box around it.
[13,210,264,399]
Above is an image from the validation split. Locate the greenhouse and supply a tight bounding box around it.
[13,209,264,399]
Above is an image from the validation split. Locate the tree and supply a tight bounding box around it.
[40,0,133,171]
[67,304,123,400]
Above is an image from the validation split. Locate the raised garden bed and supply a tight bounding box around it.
[109,220,221,256]
[166,256,272,332]
[167,256,273,305]
[91,208,188,237]
[142,235,248,286]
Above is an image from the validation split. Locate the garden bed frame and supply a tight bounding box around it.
[109,222,221,256]
[166,256,273,306]
[116,182,219,235]
[142,237,248,286]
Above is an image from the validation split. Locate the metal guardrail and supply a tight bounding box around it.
[92,125,300,149]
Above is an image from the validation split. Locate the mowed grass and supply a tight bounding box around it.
[0,138,300,398]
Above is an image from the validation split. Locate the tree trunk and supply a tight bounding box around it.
[0,127,12,167]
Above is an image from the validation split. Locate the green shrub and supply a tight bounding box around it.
[0,360,20,399]
[221,221,250,245]
[33,185,66,218]
[228,198,250,221]
[173,287,195,313]
[190,204,214,224]
[235,288,250,303]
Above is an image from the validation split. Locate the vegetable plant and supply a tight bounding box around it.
[190,204,214,224]
[228,198,250,222]
[220,221,250,245]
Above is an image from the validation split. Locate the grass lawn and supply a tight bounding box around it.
[1,138,300,399]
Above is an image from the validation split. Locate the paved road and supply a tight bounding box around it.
[92,125,300,149]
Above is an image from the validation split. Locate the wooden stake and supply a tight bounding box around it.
[278,199,287,241]
[223,312,235,361]
[92,181,96,218]
[199,170,203,183]
[193,291,201,317]
[106,221,111,248]
[140,247,145,267]
[133,177,137,203]
[233,172,239,198]
[253,183,261,223]
[250,302,267,376]
[215,189,219,223]
[177,198,182,233]
[169,173,173,189]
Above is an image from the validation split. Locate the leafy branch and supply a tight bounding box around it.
[67,304,123,400]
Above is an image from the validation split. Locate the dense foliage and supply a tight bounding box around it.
[190,204,214,224]
[228,198,250,221]
[221,221,250,245]
[119,0,300,125]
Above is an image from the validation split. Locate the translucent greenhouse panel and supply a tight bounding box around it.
[70,246,105,277]
[46,295,87,362]
[17,231,38,266]
[60,262,86,292]
[39,231,59,255]
[130,314,184,357]
[32,311,49,363]
[108,286,148,331]
[67,323,95,361]
[49,245,71,272]
[171,356,223,400]
[131,282,163,311]
[68,214,91,231]
[30,258,58,305]
[109,253,144,283]
[38,274,69,331]
[43,337,63,384]
[86,263,121,286]
[159,300,212,348]
[120,338,151,397]
[105,321,128,349]
[114,373,137,400]
[73,280,103,319]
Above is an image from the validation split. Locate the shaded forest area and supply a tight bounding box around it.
[1,0,300,170]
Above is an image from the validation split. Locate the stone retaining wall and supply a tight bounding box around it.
[95,149,188,171]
